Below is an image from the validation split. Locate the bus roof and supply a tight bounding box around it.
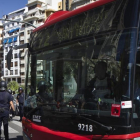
[33,0,115,33]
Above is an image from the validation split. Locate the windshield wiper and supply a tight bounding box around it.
[53,111,113,133]
[77,114,112,133]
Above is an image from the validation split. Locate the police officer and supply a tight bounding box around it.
[37,81,53,103]
[0,81,15,140]
[16,87,24,121]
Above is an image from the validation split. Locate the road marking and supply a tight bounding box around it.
[11,120,22,127]
[1,124,18,133]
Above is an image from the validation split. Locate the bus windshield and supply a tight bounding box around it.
[25,28,137,128]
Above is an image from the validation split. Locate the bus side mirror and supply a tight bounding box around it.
[6,43,30,70]
[7,48,13,70]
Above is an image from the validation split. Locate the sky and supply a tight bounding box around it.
[0,0,27,18]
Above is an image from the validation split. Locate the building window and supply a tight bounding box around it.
[11,62,13,67]
[21,72,24,75]
[12,78,16,81]
[20,56,24,60]
[15,70,18,75]
[15,61,18,66]
[5,48,8,52]
[22,24,25,28]
[14,53,18,58]
[5,70,8,75]
[10,70,13,75]
[21,64,24,67]
[28,4,38,10]
[20,32,24,36]
[5,63,7,68]
[20,41,24,45]
[18,78,21,83]
[21,79,25,83]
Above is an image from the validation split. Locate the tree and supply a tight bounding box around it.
[7,81,19,93]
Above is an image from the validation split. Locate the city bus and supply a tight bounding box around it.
[19,0,140,139]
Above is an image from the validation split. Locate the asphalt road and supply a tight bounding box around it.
[1,116,23,140]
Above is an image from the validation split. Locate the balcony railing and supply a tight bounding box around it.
[20,67,25,72]
[72,0,84,4]
[28,0,45,5]
[20,36,24,41]
[27,7,39,15]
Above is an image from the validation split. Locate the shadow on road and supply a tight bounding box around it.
[10,136,23,140]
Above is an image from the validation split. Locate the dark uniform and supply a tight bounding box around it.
[17,87,24,121]
[37,81,53,103]
[0,81,14,140]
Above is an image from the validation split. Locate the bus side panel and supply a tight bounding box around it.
[22,117,32,140]
[31,123,92,140]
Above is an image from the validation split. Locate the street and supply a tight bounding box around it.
[1,116,23,140]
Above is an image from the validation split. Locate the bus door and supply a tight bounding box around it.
[23,48,83,139]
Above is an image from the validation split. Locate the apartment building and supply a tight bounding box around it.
[2,8,28,84]
[18,0,62,84]
[71,0,97,10]
[22,0,62,43]
[58,0,97,11]
[61,0,73,11]
[0,21,3,78]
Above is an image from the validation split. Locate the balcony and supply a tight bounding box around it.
[27,7,39,15]
[20,36,24,41]
[20,27,25,32]
[34,22,44,28]
[20,60,25,64]
[27,0,45,5]
[72,0,84,4]
[23,15,39,21]
[20,67,25,72]
[21,52,24,57]
[38,14,45,20]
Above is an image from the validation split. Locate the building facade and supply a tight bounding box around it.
[0,21,3,79]
[2,8,28,84]
[2,0,62,85]
[21,0,62,84]
[2,0,97,85]
[71,0,97,10]
[62,0,73,11]
[23,0,62,43]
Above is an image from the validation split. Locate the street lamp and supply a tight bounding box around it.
[0,18,36,70]
[0,18,36,28]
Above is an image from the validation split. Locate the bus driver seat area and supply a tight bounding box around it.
[84,61,114,110]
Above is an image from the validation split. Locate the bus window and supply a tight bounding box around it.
[134,51,140,120]
[24,28,137,129]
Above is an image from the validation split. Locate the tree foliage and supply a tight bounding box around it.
[7,81,19,92]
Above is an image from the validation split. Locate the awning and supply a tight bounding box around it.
[16,27,20,30]
[3,39,8,44]
[8,28,20,33]
[8,38,13,43]
[9,29,15,33]
[13,36,17,42]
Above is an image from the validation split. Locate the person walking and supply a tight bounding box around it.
[16,87,24,121]
[12,91,18,116]
[7,89,13,121]
[0,81,15,140]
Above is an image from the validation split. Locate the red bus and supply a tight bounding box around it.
[21,0,140,139]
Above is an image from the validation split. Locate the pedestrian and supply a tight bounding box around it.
[12,91,18,116]
[7,89,13,121]
[16,87,24,121]
[0,81,15,140]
